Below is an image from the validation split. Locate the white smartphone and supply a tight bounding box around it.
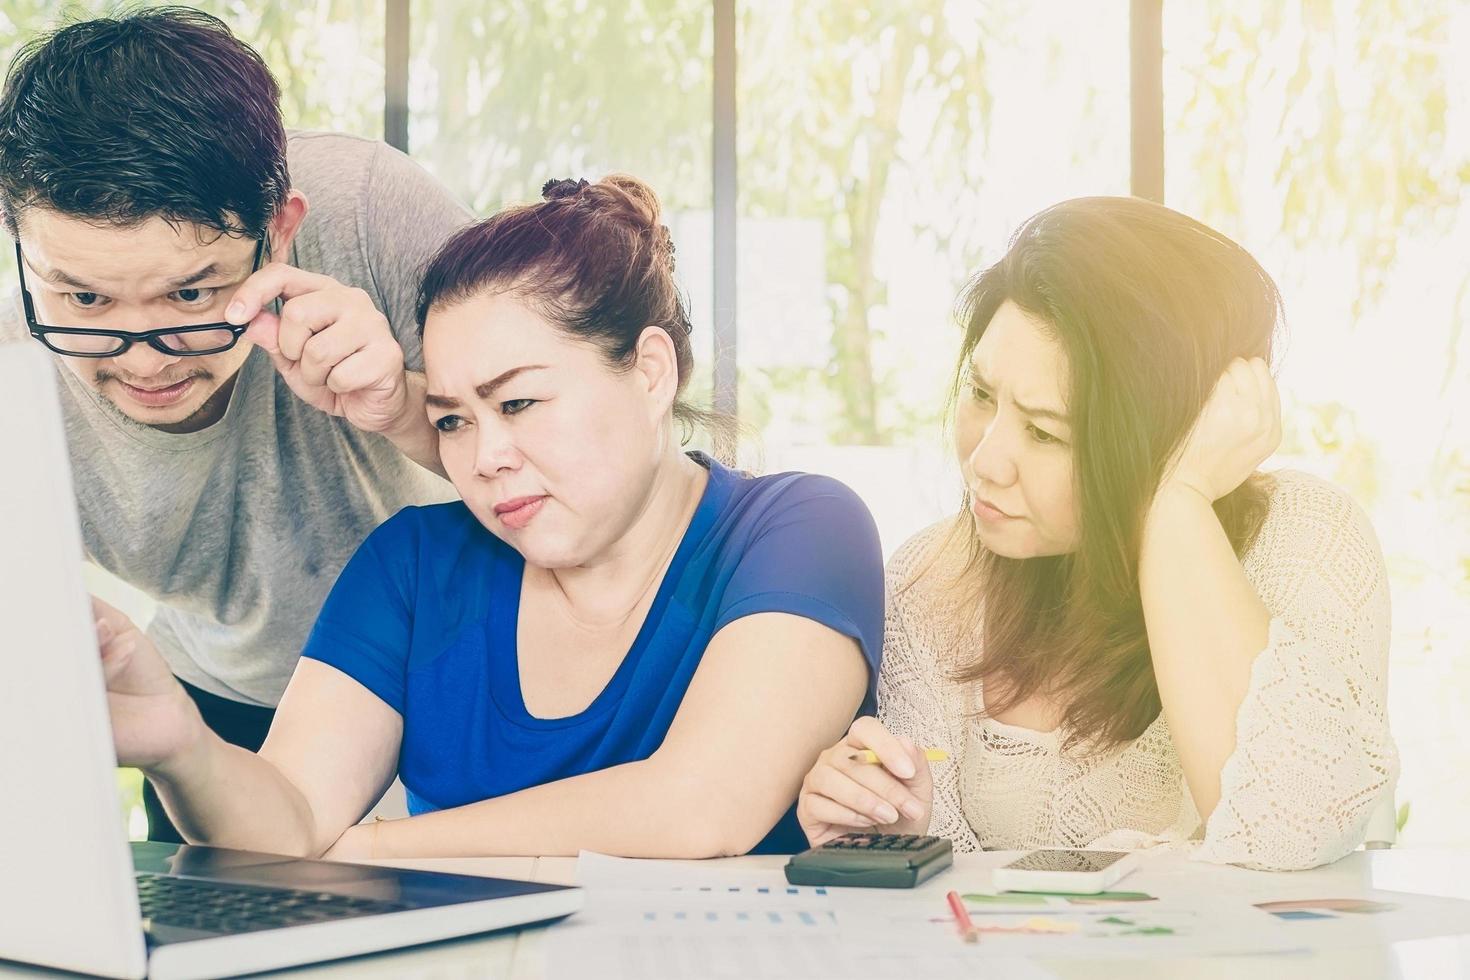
[990,849,1139,894]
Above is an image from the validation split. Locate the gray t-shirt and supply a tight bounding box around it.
[0,131,470,706]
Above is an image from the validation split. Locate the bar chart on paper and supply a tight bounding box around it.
[547,854,1057,980]
[548,889,1049,980]
[643,885,835,922]
[638,907,838,928]
[548,884,848,979]
[608,884,839,928]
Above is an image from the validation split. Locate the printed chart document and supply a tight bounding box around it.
[1097,851,1470,949]
[830,886,1296,959]
[1249,890,1470,947]
[545,851,1470,978]
[547,853,1054,980]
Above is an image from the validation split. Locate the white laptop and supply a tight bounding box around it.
[0,343,582,979]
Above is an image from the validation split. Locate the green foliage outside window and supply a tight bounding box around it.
[3,0,1467,844]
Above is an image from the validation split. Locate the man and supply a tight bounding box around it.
[0,8,470,839]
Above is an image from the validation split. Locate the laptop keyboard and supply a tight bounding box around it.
[136,872,409,936]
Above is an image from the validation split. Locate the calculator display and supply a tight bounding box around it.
[1005,849,1128,873]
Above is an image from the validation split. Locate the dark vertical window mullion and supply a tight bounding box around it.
[385,0,411,152]
[1130,0,1164,202]
[712,0,738,429]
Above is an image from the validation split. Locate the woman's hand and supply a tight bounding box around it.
[1161,356,1282,504]
[92,596,206,773]
[796,716,934,847]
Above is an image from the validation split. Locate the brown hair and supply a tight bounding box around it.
[416,174,713,435]
[943,197,1280,749]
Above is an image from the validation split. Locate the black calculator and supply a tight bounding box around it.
[784,832,954,888]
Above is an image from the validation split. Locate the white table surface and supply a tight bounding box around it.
[9,849,1470,978]
[275,848,1470,980]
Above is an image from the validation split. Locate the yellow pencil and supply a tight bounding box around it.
[848,748,949,764]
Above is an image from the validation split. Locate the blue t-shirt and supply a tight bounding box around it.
[300,453,884,853]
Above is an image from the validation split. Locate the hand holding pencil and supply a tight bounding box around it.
[796,716,941,847]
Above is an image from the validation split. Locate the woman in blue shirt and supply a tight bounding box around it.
[93,175,884,858]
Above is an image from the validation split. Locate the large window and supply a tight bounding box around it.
[1165,0,1470,845]
[405,0,716,409]
[3,1,1464,848]
[735,1,1130,552]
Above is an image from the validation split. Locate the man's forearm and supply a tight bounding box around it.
[379,371,446,478]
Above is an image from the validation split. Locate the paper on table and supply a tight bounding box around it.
[547,918,1056,980]
[1112,853,1470,948]
[576,850,799,890]
[829,887,1302,960]
[547,853,1056,980]
[1247,889,1470,948]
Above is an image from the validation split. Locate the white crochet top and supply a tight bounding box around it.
[878,469,1398,871]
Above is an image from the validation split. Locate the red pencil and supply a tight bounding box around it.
[946,889,979,944]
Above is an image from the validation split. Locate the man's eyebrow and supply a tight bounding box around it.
[27,259,238,293]
[164,264,227,289]
[425,365,551,410]
[167,241,261,289]
[969,364,1070,423]
[31,262,98,292]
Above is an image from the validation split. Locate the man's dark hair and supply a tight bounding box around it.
[0,5,290,239]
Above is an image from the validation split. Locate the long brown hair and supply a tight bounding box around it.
[944,197,1281,749]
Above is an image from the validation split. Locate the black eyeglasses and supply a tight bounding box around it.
[15,238,266,358]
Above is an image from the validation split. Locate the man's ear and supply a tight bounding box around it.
[266,190,309,260]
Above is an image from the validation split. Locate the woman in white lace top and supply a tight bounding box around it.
[796,197,1398,872]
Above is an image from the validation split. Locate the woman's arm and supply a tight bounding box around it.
[1140,359,1397,870]
[1138,482,1270,823]
[792,537,974,850]
[349,612,869,859]
[95,600,402,858]
[1168,477,1395,870]
[1139,357,1281,824]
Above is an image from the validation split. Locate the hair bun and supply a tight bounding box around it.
[541,177,589,201]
